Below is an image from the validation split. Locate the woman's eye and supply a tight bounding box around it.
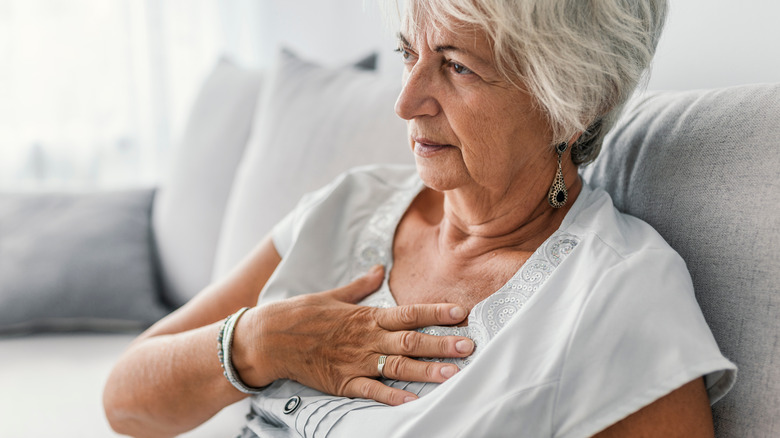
[395,47,413,62]
[450,62,473,75]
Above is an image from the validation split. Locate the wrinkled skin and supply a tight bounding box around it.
[232,266,475,406]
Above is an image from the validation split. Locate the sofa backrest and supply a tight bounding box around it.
[582,83,780,437]
[152,59,264,308]
[210,50,413,282]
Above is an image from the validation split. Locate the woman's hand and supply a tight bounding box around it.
[231,265,475,406]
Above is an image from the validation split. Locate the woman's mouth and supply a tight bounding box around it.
[413,138,453,157]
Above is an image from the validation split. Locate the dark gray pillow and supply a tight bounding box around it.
[582,83,780,437]
[0,189,169,333]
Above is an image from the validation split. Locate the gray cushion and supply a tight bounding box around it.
[153,58,263,308]
[582,83,780,437]
[0,189,167,333]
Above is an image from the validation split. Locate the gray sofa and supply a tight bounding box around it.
[582,84,780,436]
[0,49,777,436]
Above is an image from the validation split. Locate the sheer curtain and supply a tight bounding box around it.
[0,0,262,190]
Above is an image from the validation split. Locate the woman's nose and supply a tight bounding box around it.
[394,66,440,120]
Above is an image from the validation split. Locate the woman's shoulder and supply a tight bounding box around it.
[549,185,737,438]
[339,164,421,190]
[299,164,420,208]
[271,164,420,257]
[563,183,679,261]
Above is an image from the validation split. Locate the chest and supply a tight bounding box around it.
[387,220,531,311]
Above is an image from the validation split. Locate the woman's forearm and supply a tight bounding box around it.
[103,321,247,437]
[104,237,282,437]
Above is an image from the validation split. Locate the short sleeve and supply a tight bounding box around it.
[269,204,299,258]
[270,178,342,257]
[552,248,737,438]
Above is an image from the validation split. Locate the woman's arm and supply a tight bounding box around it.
[104,236,474,437]
[594,377,714,437]
[103,236,282,437]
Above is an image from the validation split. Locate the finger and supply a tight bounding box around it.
[377,303,468,330]
[380,330,475,358]
[379,355,460,383]
[327,265,385,303]
[342,376,419,406]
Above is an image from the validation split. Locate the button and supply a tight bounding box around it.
[283,395,302,414]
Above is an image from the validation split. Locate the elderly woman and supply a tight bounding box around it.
[104,0,736,436]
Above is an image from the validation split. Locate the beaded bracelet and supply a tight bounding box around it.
[217,307,267,395]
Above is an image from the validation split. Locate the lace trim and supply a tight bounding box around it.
[350,186,419,308]
[352,183,580,368]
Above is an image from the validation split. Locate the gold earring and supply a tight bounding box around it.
[548,142,568,208]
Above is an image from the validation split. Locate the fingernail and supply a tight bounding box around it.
[440,365,457,378]
[455,339,474,354]
[404,396,417,403]
[370,265,383,275]
[449,306,467,320]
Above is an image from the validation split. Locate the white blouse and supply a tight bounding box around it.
[242,165,736,438]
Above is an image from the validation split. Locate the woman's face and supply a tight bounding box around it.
[395,21,554,195]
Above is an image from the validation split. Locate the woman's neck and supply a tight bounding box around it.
[429,169,582,261]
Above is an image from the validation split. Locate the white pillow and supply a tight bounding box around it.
[153,58,263,307]
[212,50,412,280]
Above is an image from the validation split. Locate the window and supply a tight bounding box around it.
[0,0,229,190]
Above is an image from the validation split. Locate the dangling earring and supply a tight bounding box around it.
[548,142,568,208]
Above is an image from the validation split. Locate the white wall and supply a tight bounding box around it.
[249,0,779,90]
[249,0,401,75]
[648,0,780,90]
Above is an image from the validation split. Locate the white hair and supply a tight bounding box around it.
[390,0,668,165]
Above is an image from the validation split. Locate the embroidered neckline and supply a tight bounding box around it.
[351,178,581,368]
